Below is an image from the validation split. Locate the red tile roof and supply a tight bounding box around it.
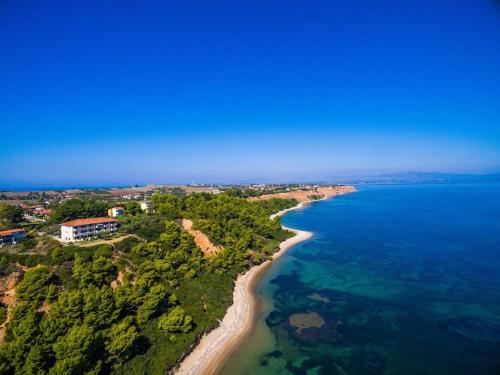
[0,228,25,237]
[20,204,42,210]
[60,217,118,227]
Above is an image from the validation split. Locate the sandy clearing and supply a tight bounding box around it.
[179,219,223,257]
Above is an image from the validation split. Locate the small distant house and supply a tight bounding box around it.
[122,194,132,200]
[0,229,27,246]
[108,207,125,218]
[60,218,118,242]
[20,204,38,210]
[22,205,53,222]
[140,201,151,213]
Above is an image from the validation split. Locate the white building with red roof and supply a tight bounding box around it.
[60,217,118,242]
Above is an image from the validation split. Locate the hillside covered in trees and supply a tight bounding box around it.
[0,193,297,374]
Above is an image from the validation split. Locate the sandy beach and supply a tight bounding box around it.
[175,188,355,375]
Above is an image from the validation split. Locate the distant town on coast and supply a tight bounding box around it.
[0,182,354,246]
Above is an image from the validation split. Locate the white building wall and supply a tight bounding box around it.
[140,201,151,213]
[61,225,75,242]
[61,222,118,242]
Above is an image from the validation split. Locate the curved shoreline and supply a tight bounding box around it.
[175,202,312,375]
[175,189,355,375]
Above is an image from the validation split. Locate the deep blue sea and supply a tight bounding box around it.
[220,184,500,375]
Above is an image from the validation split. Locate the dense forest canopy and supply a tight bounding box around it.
[0,204,24,228]
[0,193,297,374]
[49,199,108,223]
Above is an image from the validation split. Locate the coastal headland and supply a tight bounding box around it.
[175,185,356,375]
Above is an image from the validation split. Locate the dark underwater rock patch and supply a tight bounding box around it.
[442,317,500,341]
[349,350,386,375]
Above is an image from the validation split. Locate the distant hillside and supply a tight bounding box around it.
[334,172,500,185]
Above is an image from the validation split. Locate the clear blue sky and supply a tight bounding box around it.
[1,0,500,187]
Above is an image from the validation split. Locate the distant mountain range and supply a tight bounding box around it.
[332,172,500,185]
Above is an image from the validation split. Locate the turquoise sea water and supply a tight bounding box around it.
[220,184,500,375]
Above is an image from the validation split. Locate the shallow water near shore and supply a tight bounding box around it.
[219,184,500,375]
